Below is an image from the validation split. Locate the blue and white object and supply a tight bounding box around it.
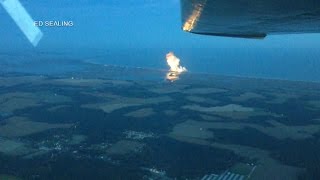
[0,0,43,46]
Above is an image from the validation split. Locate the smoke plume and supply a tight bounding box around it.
[165,52,187,81]
[166,52,187,73]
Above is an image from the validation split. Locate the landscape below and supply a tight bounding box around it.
[1,64,320,180]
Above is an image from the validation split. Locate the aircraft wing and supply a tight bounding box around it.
[180,0,320,39]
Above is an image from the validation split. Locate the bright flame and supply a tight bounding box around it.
[166,52,187,73]
[183,1,207,32]
[165,52,187,81]
[166,72,180,82]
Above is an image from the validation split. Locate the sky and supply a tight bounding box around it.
[0,0,320,81]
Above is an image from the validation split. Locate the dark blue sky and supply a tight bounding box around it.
[1,0,320,81]
[1,0,320,49]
